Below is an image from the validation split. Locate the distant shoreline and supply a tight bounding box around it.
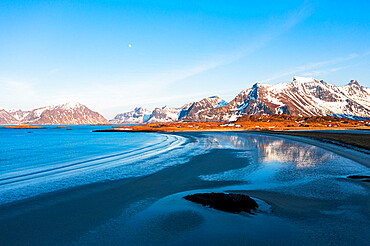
[95,127,370,167]
[1,125,46,129]
[94,126,370,151]
[92,115,370,133]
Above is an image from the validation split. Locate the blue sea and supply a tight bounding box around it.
[1,127,370,245]
[0,125,200,205]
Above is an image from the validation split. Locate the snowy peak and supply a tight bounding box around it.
[0,110,18,124]
[110,107,151,124]
[147,107,181,123]
[3,77,368,125]
[57,102,83,110]
[8,109,30,121]
[179,96,228,121]
[86,75,370,125]
[111,96,229,123]
[200,96,226,108]
[182,77,370,122]
[0,103,108,125]
[349,80,359,86]
[233,77,370,119]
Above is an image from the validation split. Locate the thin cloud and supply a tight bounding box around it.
[260,52,368,83]
[301,65,353,77]
[0,78,39,110]
[0,78,36,97]
[0,2,314,117]
[134,1,314,88]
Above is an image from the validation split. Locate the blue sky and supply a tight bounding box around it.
[0,0,369,118]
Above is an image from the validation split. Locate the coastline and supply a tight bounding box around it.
[0,131,369,245]
[98,126,370,167]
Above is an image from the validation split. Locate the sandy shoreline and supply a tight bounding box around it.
[0,131,369,245]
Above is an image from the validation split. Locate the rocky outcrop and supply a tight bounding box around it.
[184,193,258,213]
[347,175,370,182]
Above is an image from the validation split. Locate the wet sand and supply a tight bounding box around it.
[0,131,369,245]
[258,131,370,167]
[0,148,245,245]
[262,130,370,150]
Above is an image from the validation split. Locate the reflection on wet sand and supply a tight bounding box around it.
[40,131,368,246]
[117,132,369,246]
[200,132,369,187]
[207,133,335,168]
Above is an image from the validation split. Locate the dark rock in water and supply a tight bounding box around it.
[347,175,370,179]
[184,192,258,213]
[347,175,370,183]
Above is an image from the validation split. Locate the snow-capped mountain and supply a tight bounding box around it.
[2,77,369,125]
[111,77,369,123]
[0,102,108,125]
[8,109,30,122]
[217,76,370,120]
[110,107,152,124]
[147,105,183,123]
[0,110,18,124]
[179,96,228,121]
[147,96,226,123]
[111,96,227,123]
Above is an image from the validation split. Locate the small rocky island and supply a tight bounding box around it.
[184,192,258,213]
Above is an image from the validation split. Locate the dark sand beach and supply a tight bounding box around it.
[0,131,369,245]
[0,147,245,245]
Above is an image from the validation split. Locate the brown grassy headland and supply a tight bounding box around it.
[2,125,45,129]
[94,115,370,133]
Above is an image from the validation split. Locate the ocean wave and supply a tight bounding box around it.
[0,133,206,206]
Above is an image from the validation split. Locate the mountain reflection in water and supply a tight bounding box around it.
[200,132,367,188]
[207,133,335,168]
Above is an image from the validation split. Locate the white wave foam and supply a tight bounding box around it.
[0,133,206,205]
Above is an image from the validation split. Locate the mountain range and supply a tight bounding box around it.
[0,102,107,125]
[111,76,370,123]
[110,96,228,123]
[1,77,369,125]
